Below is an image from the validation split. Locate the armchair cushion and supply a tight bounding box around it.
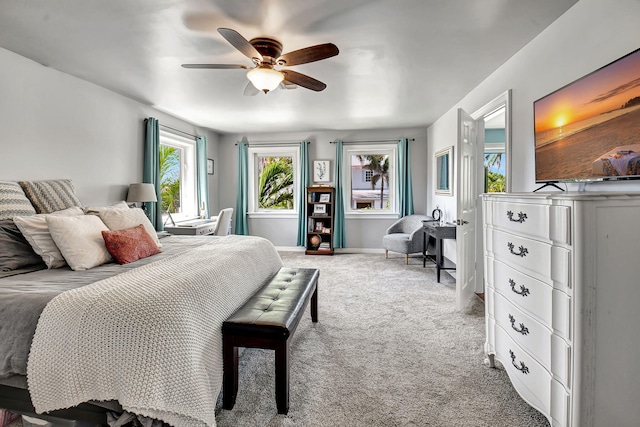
[383,214,432,255]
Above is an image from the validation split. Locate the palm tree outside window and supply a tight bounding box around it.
[343,144,397,214]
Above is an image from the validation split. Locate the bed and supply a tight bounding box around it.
[0,180,284,427]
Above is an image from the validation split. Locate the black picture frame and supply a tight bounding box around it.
[207,158,214,175]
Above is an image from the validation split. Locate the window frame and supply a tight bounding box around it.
[247,145,300,219]
[159,130,197,221]
[343,143,398,219]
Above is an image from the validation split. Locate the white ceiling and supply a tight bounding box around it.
[0,0,577,134]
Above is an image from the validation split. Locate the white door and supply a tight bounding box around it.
[455,108,482,311]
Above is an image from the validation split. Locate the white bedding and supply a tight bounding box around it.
[27,235,283,427]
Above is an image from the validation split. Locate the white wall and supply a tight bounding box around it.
[0,47,219,210]
[218,127,428,248]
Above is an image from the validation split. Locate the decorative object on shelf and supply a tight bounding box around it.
[313,204,327,215]
[319,193,330,203]
[207,158,214,175]
[315,221,324,231]
[126,183,157,217]
[309,234,322,249]
[431,205,442,222]
[313,160,330,182]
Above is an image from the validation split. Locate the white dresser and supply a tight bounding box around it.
[482,192,640,427]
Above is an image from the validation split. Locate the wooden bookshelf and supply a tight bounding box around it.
[305,186,335,255]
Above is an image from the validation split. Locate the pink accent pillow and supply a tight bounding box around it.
[102,224,161,264]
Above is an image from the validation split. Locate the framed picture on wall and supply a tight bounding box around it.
[313,160,330,182]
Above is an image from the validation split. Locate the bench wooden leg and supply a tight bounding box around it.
[222,335,238,410]
[275,340,290,414]
[310,286,318,323]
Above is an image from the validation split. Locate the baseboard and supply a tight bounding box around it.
[275,247,387,255]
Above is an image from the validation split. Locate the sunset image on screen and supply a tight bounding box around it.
[534,48,640,181]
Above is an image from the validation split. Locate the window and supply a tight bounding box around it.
[344,144,397,215]
[481,103,507,193]
[159,130,197,220]
[248,145,300,216]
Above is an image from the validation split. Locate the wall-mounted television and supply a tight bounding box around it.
[534,47,640,184]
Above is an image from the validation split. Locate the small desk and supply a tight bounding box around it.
[422,221,456,283]
[164,220,217,236]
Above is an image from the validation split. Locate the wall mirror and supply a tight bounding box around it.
[435,146,453,196]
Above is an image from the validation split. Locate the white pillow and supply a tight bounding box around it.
[83,200,130,215]
[98,207,161,248]
[46,215,112,271]
[14,206,84,268]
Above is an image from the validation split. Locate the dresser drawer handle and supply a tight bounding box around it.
[509,349,530,374]
[507,242,528,257]
[508,314,529,335]
[509,279,530,297]
[506,210,527,223]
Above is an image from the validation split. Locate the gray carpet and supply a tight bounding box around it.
[215,252,550,427]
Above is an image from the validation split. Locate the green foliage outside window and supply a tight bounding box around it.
[484,153,506,193]
[258,157,294,209]
[160,145,181,213]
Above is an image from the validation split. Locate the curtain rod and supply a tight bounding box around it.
[330,138,415,144]
[235,141,310,146]
[159,124,197,138]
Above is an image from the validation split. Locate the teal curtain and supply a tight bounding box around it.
[398,137,415,217]
[143,117,162,230]
[333,140,346,248]
[235,141,249,235]
[195,136,210,218]
[296,141,310,246]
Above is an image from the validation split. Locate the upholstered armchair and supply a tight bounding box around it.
[383,214,432,264]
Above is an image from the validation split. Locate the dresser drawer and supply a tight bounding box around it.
[491,229,551,280]
[494,326,553,417]
[492,201,550,240]
[491,259,552,324]
[495,292,551,368]
[489,229,571,289]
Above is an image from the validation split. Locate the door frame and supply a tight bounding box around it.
[470,90,512,294]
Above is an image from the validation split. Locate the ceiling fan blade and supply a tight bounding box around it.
[281,70,327,92]
[277,43,339,66]
[218,28,263,61]
[181,64,250,69]
[243,81,260,96]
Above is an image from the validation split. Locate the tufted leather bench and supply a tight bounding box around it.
[222,267,319,414]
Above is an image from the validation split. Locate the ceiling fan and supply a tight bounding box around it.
[182,28,339,95]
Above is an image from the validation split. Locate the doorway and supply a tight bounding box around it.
[468,90,511,295]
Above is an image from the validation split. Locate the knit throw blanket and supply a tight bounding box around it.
[27,235,283,427]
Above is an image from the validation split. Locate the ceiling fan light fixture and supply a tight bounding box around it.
[246,66,284,93]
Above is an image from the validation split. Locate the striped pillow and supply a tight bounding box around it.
[18,179,83,214]
[0,181,37,220]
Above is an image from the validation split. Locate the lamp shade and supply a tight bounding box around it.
[127,183,157,203]
[246,66,284,93]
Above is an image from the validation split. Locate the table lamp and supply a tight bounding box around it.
[126,183,157,216]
